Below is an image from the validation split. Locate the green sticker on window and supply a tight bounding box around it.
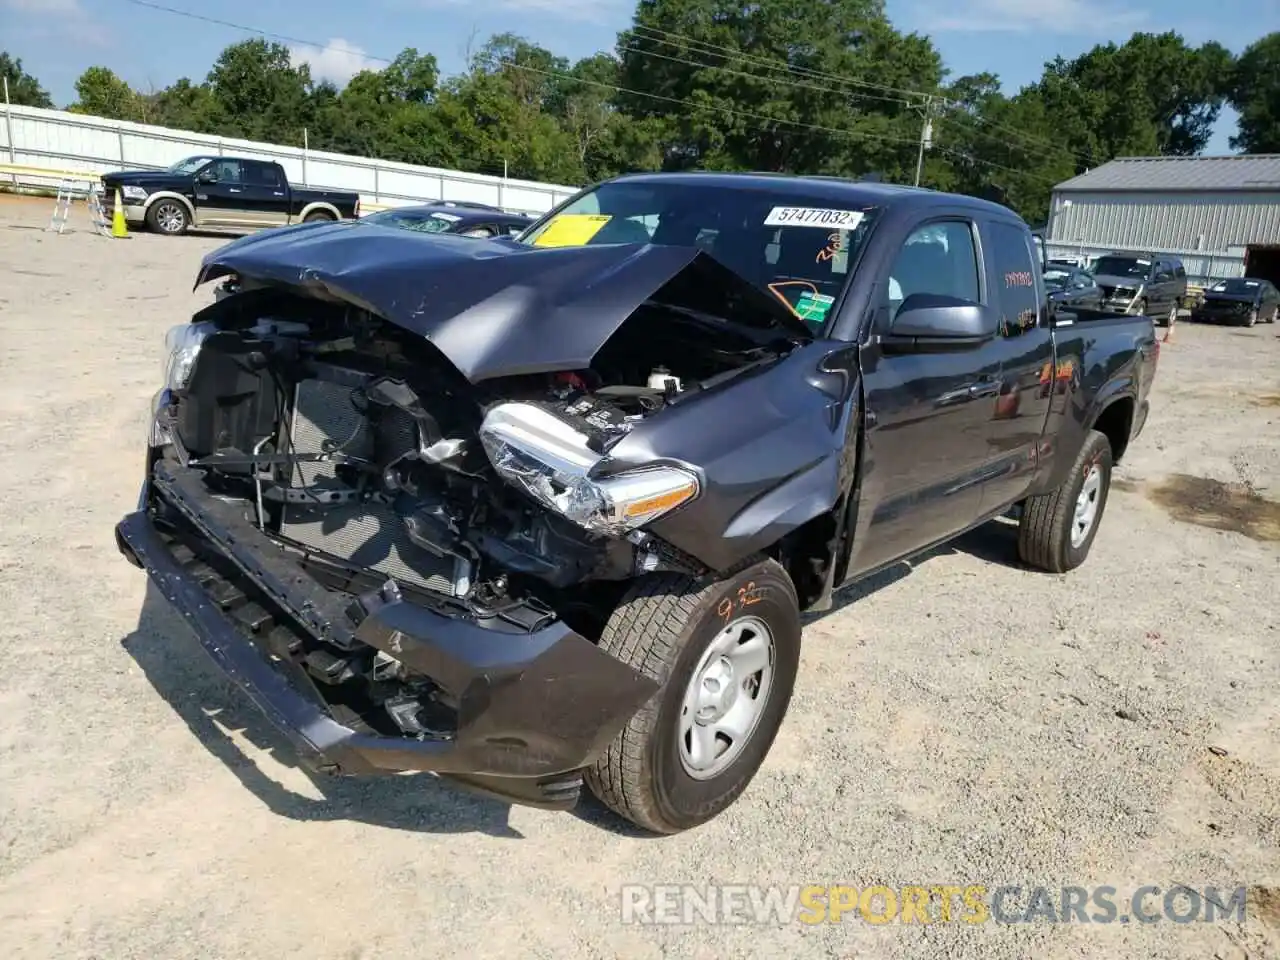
[795,291,835,326]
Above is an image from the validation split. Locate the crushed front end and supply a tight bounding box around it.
[116,252,804,809]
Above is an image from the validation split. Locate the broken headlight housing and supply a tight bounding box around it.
[161,321,217,392]
[479,402,699,536]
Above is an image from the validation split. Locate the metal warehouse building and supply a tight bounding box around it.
[1044,154,1280,286]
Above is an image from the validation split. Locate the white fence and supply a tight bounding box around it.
[0,103,579,215]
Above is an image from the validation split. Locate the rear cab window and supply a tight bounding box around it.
[986,220,1041,337]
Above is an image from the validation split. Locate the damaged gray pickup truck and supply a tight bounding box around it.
[116,172,1158,833]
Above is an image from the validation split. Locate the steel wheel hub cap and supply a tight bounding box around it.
[678,615,775,781]
[1072,464,1102,548]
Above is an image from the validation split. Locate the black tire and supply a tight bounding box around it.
[1268,307,1278,324]
[146,198,189,235]
[584,558,801,834]
[1017,429,1113,574]
[303,210,335,223]
[1245,307,1258,328]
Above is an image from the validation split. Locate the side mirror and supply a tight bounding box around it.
[196,170,218,184]
[882,293,995,352]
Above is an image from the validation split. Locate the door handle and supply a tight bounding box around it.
[228,187,241,193]
[273,191,284,196]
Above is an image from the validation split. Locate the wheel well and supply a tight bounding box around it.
[1092,397,1134,462]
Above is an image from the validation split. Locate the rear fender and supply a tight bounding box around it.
[1039,378,1136,494]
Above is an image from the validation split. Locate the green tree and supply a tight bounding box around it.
[1228,33,1280,153]
[615,0,945,178]
[205,39,316,143]
[68,66,146,122]
[0,52,53,108]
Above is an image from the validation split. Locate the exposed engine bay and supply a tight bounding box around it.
[155,286,799,737]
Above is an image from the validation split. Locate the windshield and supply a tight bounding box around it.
[168,156,217,175]
[1093,256,1151,280]
[1210,278,1261,295]
[1043,269,1072,290]
[518,180,881,333]
[365,208,461,234]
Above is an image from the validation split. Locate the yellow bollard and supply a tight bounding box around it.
[111,187,130,239]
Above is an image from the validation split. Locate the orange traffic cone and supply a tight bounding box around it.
[111,188,130,239]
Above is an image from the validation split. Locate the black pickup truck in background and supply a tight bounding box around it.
[117,173,1158,835]
[102,155,360,236]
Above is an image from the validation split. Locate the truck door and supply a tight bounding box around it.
[974,218,1056,514]
[240,161,291,227]
[192,158,246,227]
[847,216,1002,576]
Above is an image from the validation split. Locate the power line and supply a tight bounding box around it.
[117,0,395,63]
[108,0,1065,185]
[628,24,1105,167]
[617,42,915,111]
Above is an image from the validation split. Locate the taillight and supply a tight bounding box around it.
[354,198,361,218]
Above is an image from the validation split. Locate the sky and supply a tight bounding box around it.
[3,0,1277,155]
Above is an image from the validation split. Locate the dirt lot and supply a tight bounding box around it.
[0,196,1277,959]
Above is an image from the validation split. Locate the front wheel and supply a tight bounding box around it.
[1017,429,1113,573]
[584,558,801,834]
[146,199,189,235]
[1246,307,1258,327]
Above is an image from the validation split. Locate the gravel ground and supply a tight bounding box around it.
[0,196,1277,960]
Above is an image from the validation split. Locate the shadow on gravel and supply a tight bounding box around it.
[121,583,526,840]
[805,517,1022,624]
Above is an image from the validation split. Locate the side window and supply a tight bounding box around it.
[1174,263,1186,280]
[1155,261,1173,282]
[209,159,243,184]
[887,220,980,321]
[245,162,282,188]
[986,221,1040,338]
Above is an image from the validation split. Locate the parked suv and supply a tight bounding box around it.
[1091,253,1186,326]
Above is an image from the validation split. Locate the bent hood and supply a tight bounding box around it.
[195,220,812,383]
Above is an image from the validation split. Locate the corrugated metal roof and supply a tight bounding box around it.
[1054,155,1280,193]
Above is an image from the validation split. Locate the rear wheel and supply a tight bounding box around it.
[303,210,335,223]
[584,558,801,834]
[1017,429,1113,574]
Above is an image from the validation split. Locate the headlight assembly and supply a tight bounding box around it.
[162,321,216,392]
[478,402,699,536]
[121,185,148,201]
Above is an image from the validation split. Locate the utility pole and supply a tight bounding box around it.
[914,95,934,188]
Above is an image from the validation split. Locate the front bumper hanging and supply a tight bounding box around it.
[115,460,658,810]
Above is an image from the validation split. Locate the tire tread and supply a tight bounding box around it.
[584,558,795,833]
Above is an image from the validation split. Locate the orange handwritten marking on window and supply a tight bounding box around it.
[816,232,845,264]
[767,280,819,319]
[1004,271,1035,288]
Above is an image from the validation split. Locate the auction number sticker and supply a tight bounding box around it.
[764,206,865,229]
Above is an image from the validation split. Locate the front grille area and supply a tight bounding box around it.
[280,378,463,595]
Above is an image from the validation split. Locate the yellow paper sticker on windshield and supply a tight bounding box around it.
[533,214,612,248]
